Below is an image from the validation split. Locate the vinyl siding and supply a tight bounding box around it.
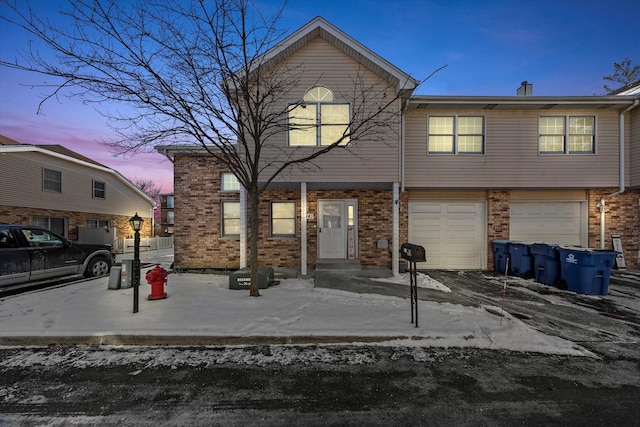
[630,108,640,187]
[259,37,402,184]
[404,109,626,189]
[0,151,151,215]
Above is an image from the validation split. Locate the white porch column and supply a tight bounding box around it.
[301,182,308,276]
[393,182,400,276]
[239,186,247,268]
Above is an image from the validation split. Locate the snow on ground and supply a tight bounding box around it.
[0,270,591,357]
[372,272,452,293]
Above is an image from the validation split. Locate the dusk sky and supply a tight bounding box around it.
[1,0,638,194]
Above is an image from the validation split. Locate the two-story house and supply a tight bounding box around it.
[157,17,640,273]
[0,135,156,241]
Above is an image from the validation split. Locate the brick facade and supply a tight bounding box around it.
[173,154,395,270]
[486,190,511,271]
[587,189,639,268]
[174,154,640,272]
[0,205,152,241]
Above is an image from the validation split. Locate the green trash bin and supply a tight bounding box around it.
[229,267,274,290]
[108,265,121,290]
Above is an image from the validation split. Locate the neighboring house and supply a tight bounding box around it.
[157,17,640,273]
[159,193,175,236]
[0,135,156,242]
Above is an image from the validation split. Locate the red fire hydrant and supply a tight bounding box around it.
[145,264,169,300]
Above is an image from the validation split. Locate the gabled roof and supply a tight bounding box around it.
[262,16,419,96]
[608,80,640,96]
[0,135,155,206]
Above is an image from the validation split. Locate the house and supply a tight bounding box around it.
[159,193,175,236]
[157,17,640,273]
[0,135,156,243]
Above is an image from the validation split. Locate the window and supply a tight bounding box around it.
[221,201,240,237]
[221,173,240,191]
[167,211,175,224]
[165,195,174,208]
[21,228,64,247]
[43,168,62,192]
[539,116,595,154]
[93,180,106,199]
[33,216,66,236]
[427,116,484,154]
[289,86,350,146]
[87,220,109,228]
[271,201,296,237]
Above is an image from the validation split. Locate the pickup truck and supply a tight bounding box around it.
[0,223,116,287]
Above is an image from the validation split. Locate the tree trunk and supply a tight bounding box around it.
[248,188,260,297]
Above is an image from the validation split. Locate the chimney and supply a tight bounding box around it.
[517,81,533,96]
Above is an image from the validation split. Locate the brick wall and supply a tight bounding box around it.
[587,189,639,268]
[0,205,151,240]
[487,190,510,271]
[173,153,395,270]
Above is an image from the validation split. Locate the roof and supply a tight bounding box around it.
[407,95,640,111]
[0,136,155,207]
[608,80,640,96]
[261,17,419,96]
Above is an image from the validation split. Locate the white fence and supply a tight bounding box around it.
[116,236,174,253]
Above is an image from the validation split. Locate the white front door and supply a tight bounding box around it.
[318,200,347,259]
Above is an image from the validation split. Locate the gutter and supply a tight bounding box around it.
[599,98,640,248]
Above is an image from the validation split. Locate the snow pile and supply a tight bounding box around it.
[372,272,452,293]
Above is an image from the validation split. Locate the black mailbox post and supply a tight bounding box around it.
[400,243,426,328]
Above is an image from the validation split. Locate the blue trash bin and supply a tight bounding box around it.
[491,240,511,274]
[508,242,533,278]
[530,243,560,287]
[557,248,619,295]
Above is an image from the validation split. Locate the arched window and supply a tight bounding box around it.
[288,86,350,147]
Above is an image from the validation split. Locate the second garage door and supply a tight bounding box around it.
[510,201,586,246]
[409,201,486,269]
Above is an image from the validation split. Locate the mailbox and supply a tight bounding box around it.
[400,243,426,262]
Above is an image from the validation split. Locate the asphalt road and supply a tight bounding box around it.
[0,344,638,426]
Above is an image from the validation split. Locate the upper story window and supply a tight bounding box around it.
[164,195,174,208]
[427,115,484,154]
[221,172,240,192]
[43,168,62,192]
[93,180,106,199]
[288,86,350,147]
[539,116,595,154]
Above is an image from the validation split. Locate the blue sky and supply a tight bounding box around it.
[1,0,638,193]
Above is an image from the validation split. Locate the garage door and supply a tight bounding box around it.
[409,201,486,269]
[510,202,585,246]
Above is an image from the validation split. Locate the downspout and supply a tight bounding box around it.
[599,99,639,248]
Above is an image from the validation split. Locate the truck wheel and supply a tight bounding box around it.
[85,257,111,278]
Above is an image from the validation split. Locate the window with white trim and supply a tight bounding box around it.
[43,168,62,192]
[427,115,484,154]
[221,173,240,191]
[87,219,109,228]
[93,180,106,199]
[271,201,296,237]
[539,115,595,154]
[288,86,350,147]
[221,201,240,238]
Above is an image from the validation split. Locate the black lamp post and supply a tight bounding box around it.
[129,212,144,313]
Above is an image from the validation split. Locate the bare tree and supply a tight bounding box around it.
[603,57,639,93]
[132,177,162,206]
[1,0,422,296]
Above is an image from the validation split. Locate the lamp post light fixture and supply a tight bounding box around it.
[129,212,144,313]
